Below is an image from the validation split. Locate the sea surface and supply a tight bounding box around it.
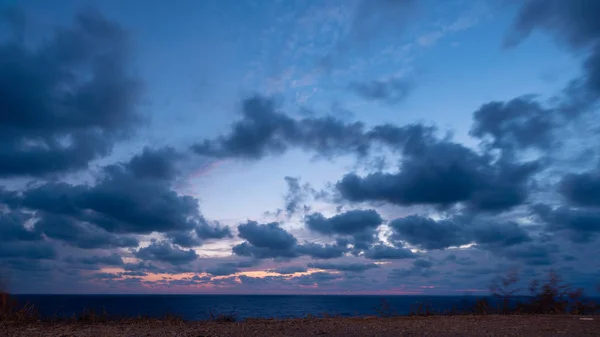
[14,295,512,320]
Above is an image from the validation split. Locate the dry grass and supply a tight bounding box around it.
[4,315,600,337]
[0,290,39,324]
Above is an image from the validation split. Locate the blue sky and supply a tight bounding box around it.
[1,0,600,295]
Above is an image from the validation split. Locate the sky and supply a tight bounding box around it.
[1,0,600,295]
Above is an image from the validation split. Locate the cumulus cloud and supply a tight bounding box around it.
[363,244,415,260]
[191,96,441,162]
[232,220,350,260]
[0,9,141,178]
[135,241,198,265]
[9,151,230,243]
[34,213,139,249]
[304,209,383,250]
[125,147,183,181]
[205,264,240,276]
[192,96,373,160]
[337,140,540,212]
[389,215,532,251]
[470,96,557,152]
[238,221,297,250]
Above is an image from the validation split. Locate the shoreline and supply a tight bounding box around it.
[3,315,599,337]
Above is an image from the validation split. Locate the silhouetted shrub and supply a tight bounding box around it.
[489,269,598,315]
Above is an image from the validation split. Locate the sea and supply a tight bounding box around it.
[13,295,512,320]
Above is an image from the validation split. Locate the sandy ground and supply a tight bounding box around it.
[3,315,600,337]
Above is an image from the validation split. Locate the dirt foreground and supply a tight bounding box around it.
[3,315,599,337]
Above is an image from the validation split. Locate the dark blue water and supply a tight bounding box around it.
[14,295,504,320]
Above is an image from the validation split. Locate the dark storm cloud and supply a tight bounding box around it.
[0,9,141,178]
[0,211,41,241]
[14,154,228,240]
[18,182,86,215]
[167,230,202,248]
[506,0,600,50]
[237,221,297,250]
[304,209,383,250]
[533,204,600,242]
[232,220,349,259]
[389,215,469,250]
[77,165,200,234]
[363,244,415,260]
[196,222,232,240]
[192,96,373,160]
[337,140,540,212]
[559,170,600,207]
[191,96,439,162]
[34,213,139,249]
[135,241,198,265]
[507,0,600,98]
[305,210,382,235]
[388,215,531,251]
[0,211,54,261]
[125,147,182,181]
[167,221,231,248]
[470,222,532,248]
[470,96,556,152]
[349,78,413,105]
[307,261,379,272]
[232,241,299,259]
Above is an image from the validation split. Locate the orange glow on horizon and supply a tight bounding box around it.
[95,267,332,285]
